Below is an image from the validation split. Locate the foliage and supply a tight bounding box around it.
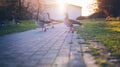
[96,59,108,67]
[97,0,120,17]
[76,16,87,20]
[0,0,34,21]
[89,46,101,59]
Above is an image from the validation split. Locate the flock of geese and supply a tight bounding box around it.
[36,13,82,32]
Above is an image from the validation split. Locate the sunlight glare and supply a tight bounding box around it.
[57,0,97,16]
[57,0,67,13]
[66,0,96,16]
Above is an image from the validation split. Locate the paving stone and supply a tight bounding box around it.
[20,59,39,67]
[36,64,52,67]
[44,53,57,58]
[0,23,86,67]
[38,58,54,65]
[53,56,69,67]
[30,55,43,60]
[0,63,19,67]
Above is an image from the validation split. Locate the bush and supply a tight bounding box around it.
[76,16,87,20]
[96,59,108,67]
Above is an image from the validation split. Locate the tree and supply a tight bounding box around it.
[35,0,46,21]
[97,0,120,17]
[0,0,34,21]
[0,0,48,22]
[0,0,18,21]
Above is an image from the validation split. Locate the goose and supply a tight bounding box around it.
[36,12,55,32]
[46,12,55,28]
[64,13,82,33]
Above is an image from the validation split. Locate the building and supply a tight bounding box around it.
[66,4,82,20]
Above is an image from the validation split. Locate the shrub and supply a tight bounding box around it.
[96,59,108,67]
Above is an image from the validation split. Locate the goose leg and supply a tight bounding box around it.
[43,28,47,32]
[70,27,74,33]
[51,23,54,28]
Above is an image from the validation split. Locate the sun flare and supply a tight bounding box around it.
[56,0,97,16]
[57,0,67,13]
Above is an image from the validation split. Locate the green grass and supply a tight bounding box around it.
[96,59,108,67]
[0,20,37,36]
[75,18,120,59]
[88,46,101,58]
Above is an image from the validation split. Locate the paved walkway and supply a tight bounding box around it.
[0,23,86,67]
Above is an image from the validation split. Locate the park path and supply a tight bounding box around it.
[0,23,86,67]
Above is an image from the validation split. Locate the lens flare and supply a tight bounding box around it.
[56,0,97,16]
[57,0,67,13]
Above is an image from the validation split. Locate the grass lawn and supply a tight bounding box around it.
[75,18,120,59]
[0,20,37,36]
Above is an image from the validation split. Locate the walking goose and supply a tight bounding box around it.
[64,13,82,33]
